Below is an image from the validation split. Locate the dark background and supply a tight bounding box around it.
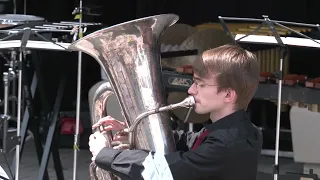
[7,0,320,28]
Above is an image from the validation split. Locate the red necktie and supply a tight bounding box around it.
[191,130,210,150]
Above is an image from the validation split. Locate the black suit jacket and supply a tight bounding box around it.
[95,110,263,180]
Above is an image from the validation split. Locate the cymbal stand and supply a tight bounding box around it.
[0,28,45,180]
[0,49,20,180]
[72,1,84,179]
[218,15,320,180]
[0,48,25,180]
[0,51,18,180]
[1,63,17,152]
[0,47,21,179]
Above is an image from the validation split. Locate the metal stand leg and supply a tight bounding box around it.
[73,51,82,180]
[2,72,9,153]
[37,72,66,180]
[10,52,55,180]
[183,107,193,132]
[14,51,23,180]
[51,133,64,180]
[30,51,64,179]
[1,61,17,179]
[273,48,285,180]
[10,51,17,117]
[73,2,83,179]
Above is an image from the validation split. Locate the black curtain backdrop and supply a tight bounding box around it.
[19,0,320,26]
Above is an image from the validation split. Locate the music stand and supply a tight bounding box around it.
[218,15,320,180]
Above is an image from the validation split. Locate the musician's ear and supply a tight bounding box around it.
[224,88,236,103]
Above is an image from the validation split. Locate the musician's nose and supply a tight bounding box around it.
[188,83,197,96]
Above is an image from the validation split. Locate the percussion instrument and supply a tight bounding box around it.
[219,15,320,180]
[159,23,197,46]
[0,14,45,29]
[0,14,102,179]
[0,20,102,51]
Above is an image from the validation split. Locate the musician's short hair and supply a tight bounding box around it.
[193,44,260,110]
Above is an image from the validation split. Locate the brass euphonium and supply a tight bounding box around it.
[68,14,195,179]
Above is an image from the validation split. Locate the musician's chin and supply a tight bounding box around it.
[194,104,204,114]
[193,103,208,114]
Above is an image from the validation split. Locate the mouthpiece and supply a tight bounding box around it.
[181,95,195,108]
[168,95,195,110]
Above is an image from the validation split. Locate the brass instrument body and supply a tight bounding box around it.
[69,14,195,179]
[88,81,118,180]
[69,14,180,153]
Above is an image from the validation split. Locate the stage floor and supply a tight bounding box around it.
[0,133,304,180]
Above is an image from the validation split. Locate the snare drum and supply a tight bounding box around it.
[0,14,45,28]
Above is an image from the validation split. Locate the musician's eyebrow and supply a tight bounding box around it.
[193,77,202,81]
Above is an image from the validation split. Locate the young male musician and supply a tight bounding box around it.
[89,44,263,180]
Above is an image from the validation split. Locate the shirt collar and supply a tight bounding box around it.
[204,109,248,132]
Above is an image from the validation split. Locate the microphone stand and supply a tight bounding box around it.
[73,1,83,179]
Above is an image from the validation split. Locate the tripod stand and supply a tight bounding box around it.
[0,49,27,179]
[0,44,25,180]
[218,15,320,180]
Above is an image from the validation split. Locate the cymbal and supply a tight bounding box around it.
[160,23,197,68]
[160,23,197,45]
[168,28,233,68]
